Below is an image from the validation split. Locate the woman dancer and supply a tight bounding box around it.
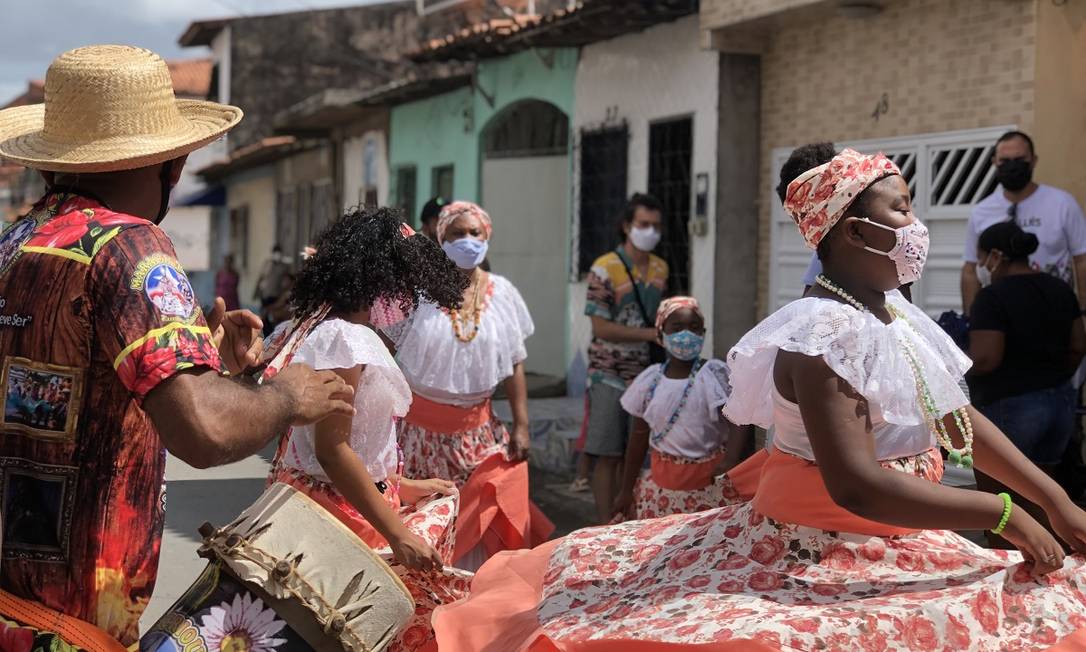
[433,149,1086,651]
[612,296,750,521]
[264,207,471,652]
[386,200,553,570]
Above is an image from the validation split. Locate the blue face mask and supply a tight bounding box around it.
[662,330,704,362]
[442,237,488,269]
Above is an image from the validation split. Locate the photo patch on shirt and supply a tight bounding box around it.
[0,219,37,278]
[1,357,84,443]
[0,459,77,561]
[131,253,198,323]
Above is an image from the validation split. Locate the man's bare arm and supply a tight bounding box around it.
[144,365,354,469]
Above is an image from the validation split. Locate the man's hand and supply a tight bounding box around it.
[508,422,531,461]
[207,297,264,374]
[269,364,355,425]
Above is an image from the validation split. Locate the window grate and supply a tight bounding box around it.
[394,166,418,226]
[576,125,629,276]
[930,144,998,207]
[649,117,693,294]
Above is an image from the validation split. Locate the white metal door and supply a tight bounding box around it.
[481,155,570,378]
[768,126,1012,317]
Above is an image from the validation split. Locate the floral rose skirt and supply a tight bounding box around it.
[634,456,742,520]
[538,501,1086,651]
[398,415,509,486]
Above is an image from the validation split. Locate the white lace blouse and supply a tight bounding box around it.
[619,359,733,459]
[384,274,535,407]
[280,319,410,483]
[723,291,971,461]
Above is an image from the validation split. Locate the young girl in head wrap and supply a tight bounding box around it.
[432,149,1086,652]
[612,296,751,521]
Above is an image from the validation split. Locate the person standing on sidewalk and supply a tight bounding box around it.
[583,193,669,524]
[255,243,292,335]
[419,196,445,242]
[0,45,354,649]
[961,130,1086,315]
[214,253,241,311]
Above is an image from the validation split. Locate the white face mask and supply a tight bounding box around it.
[629,225,661,252]
[857,218,929,285]
[976,254,999,288]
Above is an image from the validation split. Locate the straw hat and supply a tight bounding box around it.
[0,45,242,173]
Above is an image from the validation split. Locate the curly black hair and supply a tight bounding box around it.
[776,142,836,204]
[291,206,467,318]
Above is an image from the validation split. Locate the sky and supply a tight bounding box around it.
[0,0,386,103]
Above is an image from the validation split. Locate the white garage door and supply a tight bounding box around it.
[768,126,1013,318]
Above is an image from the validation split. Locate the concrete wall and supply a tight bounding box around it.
[1033,0,1086,208]
[225,165,277,310]
[714,53,761,355]
[709,0,1038,316]
[573,16,720,351]
[701,0,827,30]
[389,85,477,210]
[224,3,449,152]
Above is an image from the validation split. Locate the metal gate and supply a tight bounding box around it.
[768,125,1011,317]
[649,117,693,294]
[576,123,629,276]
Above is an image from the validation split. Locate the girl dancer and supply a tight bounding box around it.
[265,207,471,652]
[612,296,750,520]
[433,149,1086,652]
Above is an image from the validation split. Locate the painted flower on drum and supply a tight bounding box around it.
[199,592,287,652]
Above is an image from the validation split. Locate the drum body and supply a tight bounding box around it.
[141,482,415,652]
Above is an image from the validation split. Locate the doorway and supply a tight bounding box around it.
[480,99,571,379]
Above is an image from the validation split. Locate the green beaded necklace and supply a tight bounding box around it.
[814,275,975,468]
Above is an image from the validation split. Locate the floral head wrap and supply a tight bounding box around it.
[784,148,900,249]
[655,296,702,332]
[436,200,492,244]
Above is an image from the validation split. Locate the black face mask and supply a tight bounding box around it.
[996,158,1033,192]
[153,162,173,225]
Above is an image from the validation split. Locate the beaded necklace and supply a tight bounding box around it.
[644,358,704,446]
[814,274,974,468]
[448,271,487,343]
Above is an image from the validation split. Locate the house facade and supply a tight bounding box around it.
[700,0,1086,320]
[399,0,704,389]
[571,13,721,368]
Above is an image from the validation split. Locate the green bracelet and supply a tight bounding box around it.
[991,492,1013,535]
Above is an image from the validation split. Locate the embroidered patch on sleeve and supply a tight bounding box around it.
[130,253,198,323]
[0,357,84,443]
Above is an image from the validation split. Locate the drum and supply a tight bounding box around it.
[141,482,415,652]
